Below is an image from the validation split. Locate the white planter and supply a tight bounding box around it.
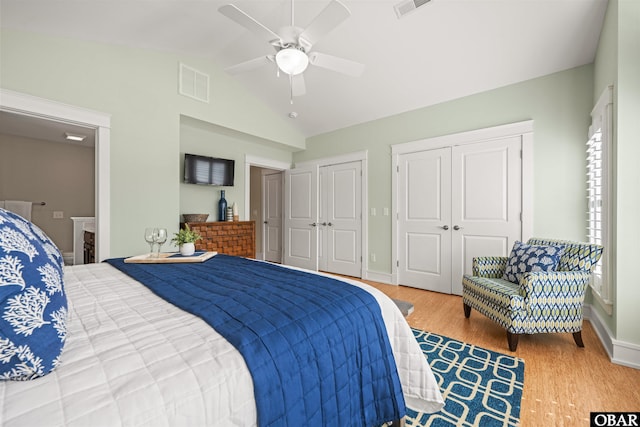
[180,242,195,256]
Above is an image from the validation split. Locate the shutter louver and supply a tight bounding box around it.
[586,129,603,293]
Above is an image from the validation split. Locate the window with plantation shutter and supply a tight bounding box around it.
[586,86,613,313]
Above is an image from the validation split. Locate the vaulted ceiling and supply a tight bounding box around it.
[1,0,608,137]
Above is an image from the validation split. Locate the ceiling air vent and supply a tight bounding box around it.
[394,0,433,19]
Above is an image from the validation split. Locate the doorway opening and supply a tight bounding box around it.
[245,155,290,262]
[0,89,111,261]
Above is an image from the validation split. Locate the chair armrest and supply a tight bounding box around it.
[472,256,508,278]
[519,270,592,303]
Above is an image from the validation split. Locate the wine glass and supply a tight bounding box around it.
[144,227,158,257]
[155,228,167,257]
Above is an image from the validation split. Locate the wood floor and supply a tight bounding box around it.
[363,280,640,426]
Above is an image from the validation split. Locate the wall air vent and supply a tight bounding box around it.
[394,0,433,19]
[179,63,210,103]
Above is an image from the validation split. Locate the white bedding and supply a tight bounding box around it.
[0,262,443,426]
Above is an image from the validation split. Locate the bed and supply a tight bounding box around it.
[0,210,443,426]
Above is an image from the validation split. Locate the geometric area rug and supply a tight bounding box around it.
[406,328,525,427]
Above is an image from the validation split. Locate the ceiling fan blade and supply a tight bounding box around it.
[225,55,274,75]
[308,52,364,77]
[298,0,350,51]
[291,74,306,97]
[219,4,282,45]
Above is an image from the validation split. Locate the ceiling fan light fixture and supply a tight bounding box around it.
[275,48,309,75]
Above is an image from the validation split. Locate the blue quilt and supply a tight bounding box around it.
[106,255,405,426]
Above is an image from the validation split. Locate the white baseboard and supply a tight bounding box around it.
[255,251,264,261]
[611,339,640,369]
[364,270,393,285]
[584,304,640,370]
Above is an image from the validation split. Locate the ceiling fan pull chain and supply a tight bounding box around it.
[289,74,294,104]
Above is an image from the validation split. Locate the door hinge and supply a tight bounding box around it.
[520,150,523,159]
[520,212,522,221]
[397,165,399,172]
[396,260,399,267]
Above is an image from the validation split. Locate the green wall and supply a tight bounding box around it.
[0,29,303,256]
[296,66,594,274]
[179,116,293,222]
[590,0,640,348]
[594,0,640,344]
[610,0,640,345]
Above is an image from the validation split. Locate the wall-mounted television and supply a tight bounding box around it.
[183,153,235,186]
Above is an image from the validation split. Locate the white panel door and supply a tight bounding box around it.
[323,161,362,277]
[397,148,452,293]
[263,171,283,263]
[450,136,522,294]
[283,166,318,270]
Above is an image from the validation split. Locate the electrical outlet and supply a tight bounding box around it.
[370,207,377,216]
[53,211,64,219]
[383,207,389,216]
[370,253,376,262]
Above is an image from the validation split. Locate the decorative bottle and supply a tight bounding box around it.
[218,190,227,221]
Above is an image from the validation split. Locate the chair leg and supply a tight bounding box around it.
[507,331,519,351]
[463,302,471,318]
[573,331,585,348]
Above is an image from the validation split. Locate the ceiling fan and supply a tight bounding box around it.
[219,0,364,101]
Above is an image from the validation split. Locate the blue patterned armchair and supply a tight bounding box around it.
[462,238,603,351]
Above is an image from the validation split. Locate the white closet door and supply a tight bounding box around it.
[450,136,522,294]
[397,148,452,293]
[283,166,318,270]
[394,122,529,294]
[263,171,283,263]
[324,161,362,277]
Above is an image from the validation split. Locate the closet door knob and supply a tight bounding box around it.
[309,222,317,227]
[453,225,462,230]
[440,225,449,230]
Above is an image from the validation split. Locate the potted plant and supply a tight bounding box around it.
[171,224,202,256]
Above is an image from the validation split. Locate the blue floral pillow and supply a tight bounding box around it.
[502,241,565,283]
[0,208,67,380]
